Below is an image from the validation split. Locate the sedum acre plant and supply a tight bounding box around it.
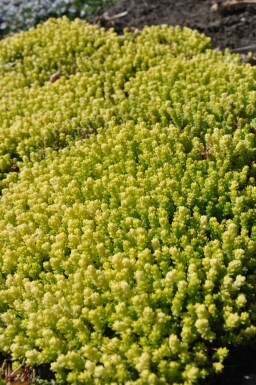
[0,18,210,192]
[0,18,256,385]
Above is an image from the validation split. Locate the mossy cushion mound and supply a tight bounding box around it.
[0,18,256,385]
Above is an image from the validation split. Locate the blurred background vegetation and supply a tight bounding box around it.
[0,0,117,38]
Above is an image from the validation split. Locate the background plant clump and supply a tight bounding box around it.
[0,0,116,37]
[0,18,256,385]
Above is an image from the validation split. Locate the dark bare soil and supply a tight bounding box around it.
[93,0,256,54]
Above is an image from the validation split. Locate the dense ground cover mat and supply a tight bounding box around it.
[0,18,256,385]
[0,0,116,37]
[0,18,210,192]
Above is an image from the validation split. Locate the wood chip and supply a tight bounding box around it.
[50,69,61,83]
[211,0,256,11]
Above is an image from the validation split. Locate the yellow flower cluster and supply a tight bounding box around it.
[0,17,256,385]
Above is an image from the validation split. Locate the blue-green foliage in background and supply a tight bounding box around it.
[0,0,115,37]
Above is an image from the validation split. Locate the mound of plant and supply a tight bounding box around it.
[0,0,115,37]
[0,18,210,192]
[0,18,256,385]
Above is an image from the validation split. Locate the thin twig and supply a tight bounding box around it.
[231,44,256,52]
[102,11,128,20]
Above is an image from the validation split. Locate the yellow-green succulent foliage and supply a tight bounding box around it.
[0,17,256,385]
[0,17,210,191]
